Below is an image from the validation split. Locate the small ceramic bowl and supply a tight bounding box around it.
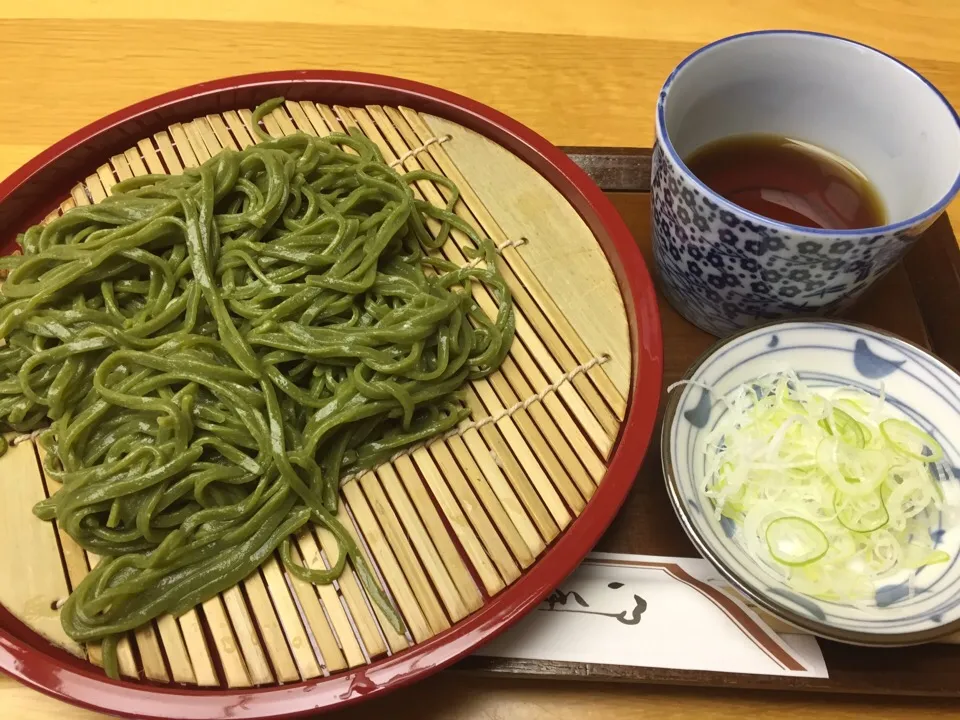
[652,31,960,337]
[662,319,960,644]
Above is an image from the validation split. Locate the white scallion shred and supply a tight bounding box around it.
[683,371,949,602]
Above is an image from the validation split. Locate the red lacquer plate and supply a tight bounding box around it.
[0,71,663,719]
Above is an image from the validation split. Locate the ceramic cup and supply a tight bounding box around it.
[652,31,960,337]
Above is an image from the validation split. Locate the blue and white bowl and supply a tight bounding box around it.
[662,319,960,644]
[653,31,960,337]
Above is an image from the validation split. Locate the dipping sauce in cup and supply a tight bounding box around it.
[684,133,886,230]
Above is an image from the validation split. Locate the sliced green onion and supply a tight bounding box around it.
[900,545,949,570]
[835,492,889,533]
[817,437,888,497]
[833,397,872,420]
[673,370,952,602]
[765,516,830,566]
[828,408,867,448]
[881,419,943,462]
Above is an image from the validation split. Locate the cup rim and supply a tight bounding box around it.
[655,30,960,238]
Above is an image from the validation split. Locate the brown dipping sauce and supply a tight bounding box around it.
[684,134,886,230]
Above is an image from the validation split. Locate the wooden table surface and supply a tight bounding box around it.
[1,2,958,717]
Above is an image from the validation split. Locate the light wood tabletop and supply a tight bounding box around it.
[1,2,959,718]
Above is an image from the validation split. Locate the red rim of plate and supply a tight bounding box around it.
[0,71,663,719]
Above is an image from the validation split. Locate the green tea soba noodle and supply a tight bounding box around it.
[0,98,514,678]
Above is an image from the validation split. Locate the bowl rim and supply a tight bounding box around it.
[0,70,665,719]
[661,316,960,646]
[655,30,960,238]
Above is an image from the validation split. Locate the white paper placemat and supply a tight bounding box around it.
[475,552,828,678]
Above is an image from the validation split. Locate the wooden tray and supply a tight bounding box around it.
[0,75,663,719]
[462,146,960,698]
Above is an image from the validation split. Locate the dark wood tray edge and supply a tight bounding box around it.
[457,656,958,698]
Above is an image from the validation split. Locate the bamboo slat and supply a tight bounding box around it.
[377,464,471,623]
[454,427,545,560]
[341,480,433,645]
[359,472,450,636]
[409,446,512,594]
[392,456,485,612]
[310,520,391,658]
[201,596,252,687]
[221,585,274,685]
[495,357,598,496]
[463,388,559,542]
[0,438,81,656]
[238,575,298,683]
[137,138,166,175]
[260,557,322,680]
[323,507,409,655]
[34,444,88,618]
[434,436,533,571]
[287,536,352,672]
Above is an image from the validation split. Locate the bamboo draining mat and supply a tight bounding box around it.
[0,102,631,687]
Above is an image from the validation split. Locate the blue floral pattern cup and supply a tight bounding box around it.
[652,32,960,337]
